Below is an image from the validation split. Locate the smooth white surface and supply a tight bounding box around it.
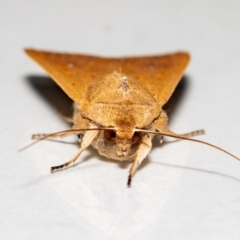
[1,0,240,239]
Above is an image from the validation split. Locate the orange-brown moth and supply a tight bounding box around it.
[23,49,240,187]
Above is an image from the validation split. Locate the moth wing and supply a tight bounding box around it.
[121,52,190,106]
[25,49,189,106]
[25,49,122,103]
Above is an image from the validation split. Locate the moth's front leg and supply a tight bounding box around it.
[127,134,152,187]
[51,123,99,171]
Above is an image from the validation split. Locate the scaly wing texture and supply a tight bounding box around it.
[121,53,190,106]
[25,49,189,106]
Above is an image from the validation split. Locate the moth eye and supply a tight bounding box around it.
[132,132,142,145]
[104,130,116,144]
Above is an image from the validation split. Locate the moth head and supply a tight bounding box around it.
[104,129,142,157]
[104,115,141,156]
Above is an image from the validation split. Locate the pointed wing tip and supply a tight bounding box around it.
[24,48,33,53]
[176,51,191,61]
[24,48,49,57]
[171,52,191,69]
[24,48,38,58]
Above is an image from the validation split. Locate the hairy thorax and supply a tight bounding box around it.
[74,71,160,160]
[79,71,160,128]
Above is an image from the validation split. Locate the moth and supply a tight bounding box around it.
[24,49,239,186]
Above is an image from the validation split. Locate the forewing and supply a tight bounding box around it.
[25,49,189,106]
[121,52,190,106]
[25,49,121,103]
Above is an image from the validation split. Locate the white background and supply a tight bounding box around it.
[1,0,240,239]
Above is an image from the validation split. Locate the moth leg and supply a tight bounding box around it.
[72,113,91,146]
[51,127,99,171]
[32,131,73,139]
[176,129,205,138]
[154,110,205,138]
[159,135,164,144]
[127,134,152,187]
[77,134,84,143]
[32,112,91,140]
[73,110,90,129]
[32,133,48,139]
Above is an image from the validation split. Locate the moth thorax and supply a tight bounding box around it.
[115,114,136,130]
